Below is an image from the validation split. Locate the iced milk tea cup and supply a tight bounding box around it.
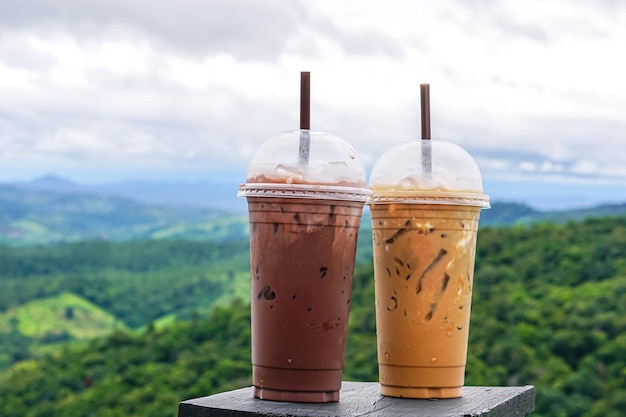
[369,140,489,399]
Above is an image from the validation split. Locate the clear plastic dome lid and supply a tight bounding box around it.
[368,140,490,208]
[238,130,371,202]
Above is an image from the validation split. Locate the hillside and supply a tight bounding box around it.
[0,185,245,245]
[0,216,625,416]
[0,238,251,369]
[2,183,626,246]
[0,293,127,367]
[0,292,125,339]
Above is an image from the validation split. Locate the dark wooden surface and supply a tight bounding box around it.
[179,381,535,416]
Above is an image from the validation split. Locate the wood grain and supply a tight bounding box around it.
[179,382,535,417]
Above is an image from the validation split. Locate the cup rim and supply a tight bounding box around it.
[238,183,372,202]
[369,190,490,208]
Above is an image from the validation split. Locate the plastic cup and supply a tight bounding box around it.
[368,140,489,399]
[238,130,371,402]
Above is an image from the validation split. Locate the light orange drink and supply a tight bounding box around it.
[371,203,481,398]
[369,139,489,398]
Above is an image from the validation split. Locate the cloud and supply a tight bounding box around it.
[0,0,310,61]
[0,0,624,191]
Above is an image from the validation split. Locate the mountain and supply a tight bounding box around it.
[0,292,126,345]
[24,175,78,192]
[2,177,626,246]
[0,184,242,245]
[481,201,626,226]
[13,175,247,212]
[10,174,626,215]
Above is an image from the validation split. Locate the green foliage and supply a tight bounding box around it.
[352,216,626,416]
[0,301,251,417]
[1,215,625,416]
[0,239,251,369]
[0,292,124,340]
[0,239,250,320]
[466,217,626,416]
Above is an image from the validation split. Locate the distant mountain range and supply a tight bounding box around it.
[1,176,625,245]
[15,174,248,212]
[479,201,626,226]
[0,179,246,245]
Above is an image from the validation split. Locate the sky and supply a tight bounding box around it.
[0,0,625,208]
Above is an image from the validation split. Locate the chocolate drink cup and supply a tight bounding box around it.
[246,195,365,402]
[240,129,370,402]
[371,203,481,398]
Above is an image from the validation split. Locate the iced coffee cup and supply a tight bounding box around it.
[238,129,371,402]
[369,137,490,399]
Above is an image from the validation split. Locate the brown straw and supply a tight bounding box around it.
[420,84,431,140]
[299,72,311,166]
[300,72,311,130]
[420,84,432,176]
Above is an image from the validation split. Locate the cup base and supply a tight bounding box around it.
[380,385,462,399]
[253,386,339,403]
[252,365,342,403]
[378,364,465,399]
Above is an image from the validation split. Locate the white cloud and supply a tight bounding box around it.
[0,0,624,189]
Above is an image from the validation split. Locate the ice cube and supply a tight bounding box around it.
[275,164,306,184]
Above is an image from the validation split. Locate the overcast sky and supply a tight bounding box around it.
[1,0,625,201]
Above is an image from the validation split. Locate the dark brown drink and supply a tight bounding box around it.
[247,196,364,402]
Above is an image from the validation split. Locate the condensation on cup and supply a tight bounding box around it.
[368,139,490,399]
[238,129,371,403]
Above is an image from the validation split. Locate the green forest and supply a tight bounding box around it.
[0,215,625,416]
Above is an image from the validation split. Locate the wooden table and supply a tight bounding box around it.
[179,381,535,416]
